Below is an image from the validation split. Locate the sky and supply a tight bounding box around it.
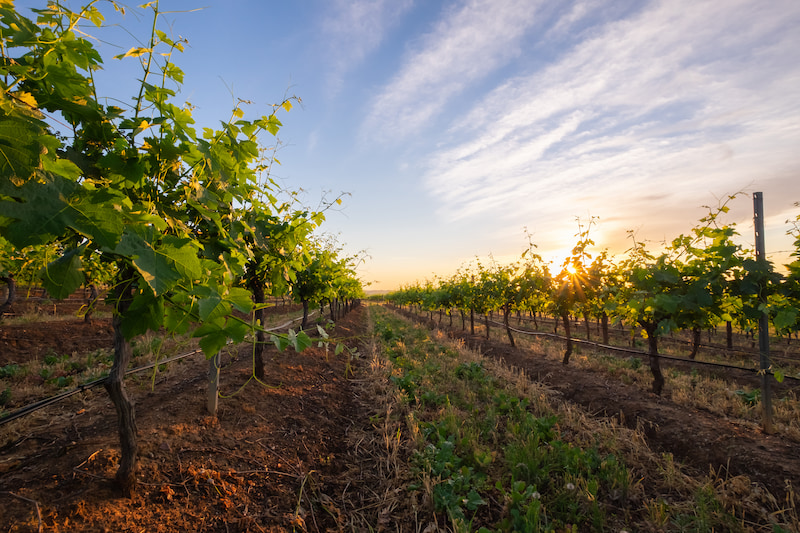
[17,0,800,291]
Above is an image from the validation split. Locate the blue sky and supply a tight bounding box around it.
[20,0,800,290]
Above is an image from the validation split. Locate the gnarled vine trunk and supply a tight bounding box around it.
[601,312,609,345]
[561,313,572,365]
[689,326,701,359]
[642,322,665,395]
[84,283,99,324]
[105,271,137,497]
[301,299,310,329]
[726,321,733,350]
[0,275,16,318]
[470,308,475,336]
[503,303,515,347]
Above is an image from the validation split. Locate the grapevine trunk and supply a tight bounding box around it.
[561,313,573,364]
[249,278,266,379]
[503,303,515,347]
[105,274,138,497]
[0,275,16,317]
[643,322,665,395]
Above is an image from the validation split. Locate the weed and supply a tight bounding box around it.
[671,486,740,532]
[0,387,10,406]
[0,364,22,379]
[68,361,87,373]
[50,375,73,388]
[734,388,760,407]
[389,371,419,401]
[412,433,487,521]
[454,361,488,382]
[644,498,671,526]
[496,480,544,532]
[381,327,396,342]
[420,389,447,407]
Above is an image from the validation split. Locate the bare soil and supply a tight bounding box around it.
[0,305,397,532]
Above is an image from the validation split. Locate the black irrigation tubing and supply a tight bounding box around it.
[0,312,312,427]
[481,318,800,383]
[510,314,800,362]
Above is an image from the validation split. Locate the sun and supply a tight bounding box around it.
[565,263,577,275]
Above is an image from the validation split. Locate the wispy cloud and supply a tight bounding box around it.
[320,0,413,95]
[422,0,800,244]
[361,0,543,141]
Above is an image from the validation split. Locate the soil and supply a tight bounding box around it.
[1,303,799,532]
[1,305,403,532]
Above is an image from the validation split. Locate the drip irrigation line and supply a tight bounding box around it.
[483,318,800,382]
[510,314,800,361]
[411,306,800,383]
[0,311,313,427]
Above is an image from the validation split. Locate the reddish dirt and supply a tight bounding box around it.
[0,305,402,532]
[0,319,114,365]
[399,308,800,504]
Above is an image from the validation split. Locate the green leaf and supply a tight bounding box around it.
[292,330,313,352]
[224,319,249,343]
[199,331,228,357]
[120,290,164,339]
[227,286,253,314]
[773,308,798,331]
[0,175,124,249]
[40,248,83,299]
[164,303,191,335]
[115,232,201,295]
[197,293,227,322]
[41,156,82,181]
[192,316,226,338]
[270,333,290,352]
[0,112,44,181]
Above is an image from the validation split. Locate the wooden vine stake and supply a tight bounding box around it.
[753,192,773,433]
[207,353,220,415]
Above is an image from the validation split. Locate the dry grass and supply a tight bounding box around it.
[323,303,423,531]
